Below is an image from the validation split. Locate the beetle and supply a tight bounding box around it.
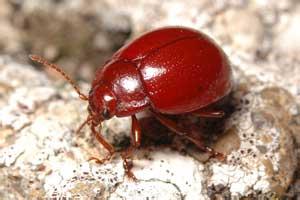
[30,26,232,180]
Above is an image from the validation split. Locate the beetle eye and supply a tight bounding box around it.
[102,108,110,119]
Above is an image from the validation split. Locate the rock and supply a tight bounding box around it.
[110,179,182,200]
[274,5,300,58]
[208,83,297,197]
[213,8,265,56]
[0,0,299,199]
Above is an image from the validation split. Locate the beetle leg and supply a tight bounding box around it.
[88,123,115,164]
[76,115,93,134]
[151,111,224,160]
[121,115,141,180]
[192,108,225,118]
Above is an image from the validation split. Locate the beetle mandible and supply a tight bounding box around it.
[30,26,232,179]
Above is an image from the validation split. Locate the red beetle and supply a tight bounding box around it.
[30,26,232,179]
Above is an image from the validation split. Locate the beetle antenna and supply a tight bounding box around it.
[29,54,88,101]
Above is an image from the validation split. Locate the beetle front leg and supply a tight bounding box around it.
[121,115,141,180]
[88,123,116,164]
[150,111,224,160]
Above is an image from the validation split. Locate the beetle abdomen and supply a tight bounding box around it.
[139,36,232,114]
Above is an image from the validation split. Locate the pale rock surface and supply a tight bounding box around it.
[0,0,300,199]
[274,5,300,58]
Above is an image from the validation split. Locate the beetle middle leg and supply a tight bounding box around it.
[150,110,224,160]
[120,115,141,180]
[191,107,225,118]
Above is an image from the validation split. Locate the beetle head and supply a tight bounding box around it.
[88,83,117,123]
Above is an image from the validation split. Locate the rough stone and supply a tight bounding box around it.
[274,5,300,58]
[0,0,299,199]
[213,8,265,55]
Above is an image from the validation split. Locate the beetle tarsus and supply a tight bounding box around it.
[122,158,137,181]
[205,147,225,161]
[88,154,113,164]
